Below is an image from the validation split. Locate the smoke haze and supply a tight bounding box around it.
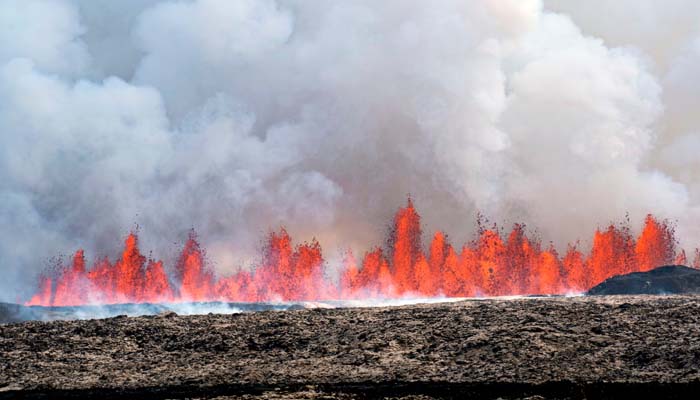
[2,0,700,301]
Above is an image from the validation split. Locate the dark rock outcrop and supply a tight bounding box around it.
[587,265,700,295]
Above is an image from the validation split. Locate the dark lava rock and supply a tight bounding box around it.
[0,302,308,324]
[587,265,700,295]
[3,296,700,399]
[0,303,32,324]
[158,311,178,318]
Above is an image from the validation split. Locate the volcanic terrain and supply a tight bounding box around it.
[3,295,700,399]
[587,265,700,295]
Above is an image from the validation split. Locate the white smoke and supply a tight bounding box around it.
[1,0,700,301]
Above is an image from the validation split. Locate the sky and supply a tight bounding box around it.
[2,0,700,301]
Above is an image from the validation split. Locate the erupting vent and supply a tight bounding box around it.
[27,199,693,306]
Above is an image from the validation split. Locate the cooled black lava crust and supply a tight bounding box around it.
[2,296,700,399]
[587,265,700,295]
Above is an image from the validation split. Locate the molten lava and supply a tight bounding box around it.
[27,200,689,306]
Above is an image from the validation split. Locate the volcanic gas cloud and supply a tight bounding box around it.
[26,199,692,307]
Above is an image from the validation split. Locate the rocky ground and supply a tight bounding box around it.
[2,295,700,399]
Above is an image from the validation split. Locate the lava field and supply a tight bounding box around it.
[2,295,700,399]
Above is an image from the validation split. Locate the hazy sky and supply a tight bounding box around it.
[2,0,700,300]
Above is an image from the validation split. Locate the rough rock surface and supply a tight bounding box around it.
[587,265,700,295]
[2,296,700,399]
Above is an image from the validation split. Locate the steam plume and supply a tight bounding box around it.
[2,0,700,301]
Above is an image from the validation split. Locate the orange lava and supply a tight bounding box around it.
[26,200,689,306]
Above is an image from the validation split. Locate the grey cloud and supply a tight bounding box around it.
[1,0,699,301]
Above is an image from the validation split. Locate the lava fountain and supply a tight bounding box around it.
[26,199,694,307]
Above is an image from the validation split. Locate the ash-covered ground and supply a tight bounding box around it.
[2,296,700,399]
